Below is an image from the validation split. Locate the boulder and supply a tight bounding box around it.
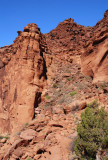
[20,129,36,140]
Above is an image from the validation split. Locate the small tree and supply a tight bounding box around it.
[74,101,108,159]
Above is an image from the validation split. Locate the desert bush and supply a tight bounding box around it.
[53,84,58,88]
[87,99,99,108]
[45,94,50,100]
[74,101,108,159]
[67,77,71,81]
[0,135,10,140]
[70,91,77,96]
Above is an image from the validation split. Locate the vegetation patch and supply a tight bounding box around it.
[53,84,58,88]
[0,135,10,140]
[74,101,108,159]
[67,77,71,81]
[45,94,51,100]
[70,91,77,96]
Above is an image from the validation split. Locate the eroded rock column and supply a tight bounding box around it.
[0,23,47,133]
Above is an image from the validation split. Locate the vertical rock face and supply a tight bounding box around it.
[81,10,108,83]
[0,23,47,133]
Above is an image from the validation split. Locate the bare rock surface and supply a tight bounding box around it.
[20,129,36,140]
[81,10,108,82]
[0,23,47,133]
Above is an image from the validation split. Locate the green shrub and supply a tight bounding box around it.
[53,84,58,88]
[74,101,108,159]
[67,77,71,81]
[87,99,99,108]
[0,135,10,140]
[70,91,77,96]
[45,94,50,100]
[3,135,10,140]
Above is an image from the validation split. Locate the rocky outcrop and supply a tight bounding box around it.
[0,8,107,141]
[0,23,47,133]
[81,10,108,83]
[44,18,92,61]
[0,10,108,158]
[0,52,108,160]
[44,11,108,83]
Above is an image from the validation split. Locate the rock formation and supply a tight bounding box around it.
[81,10,108,83]
[44,18,91,56]
[44,10,108,83]
[0,23,47,133]
[0,10,108,160]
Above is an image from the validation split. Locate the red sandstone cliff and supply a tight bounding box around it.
[0,10,108,134]
[0,10,108,160]
[44,10,108,83]
[81,10,108,83]
[0,24,47,133]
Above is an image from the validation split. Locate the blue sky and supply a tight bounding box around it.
[0,0,108,47]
